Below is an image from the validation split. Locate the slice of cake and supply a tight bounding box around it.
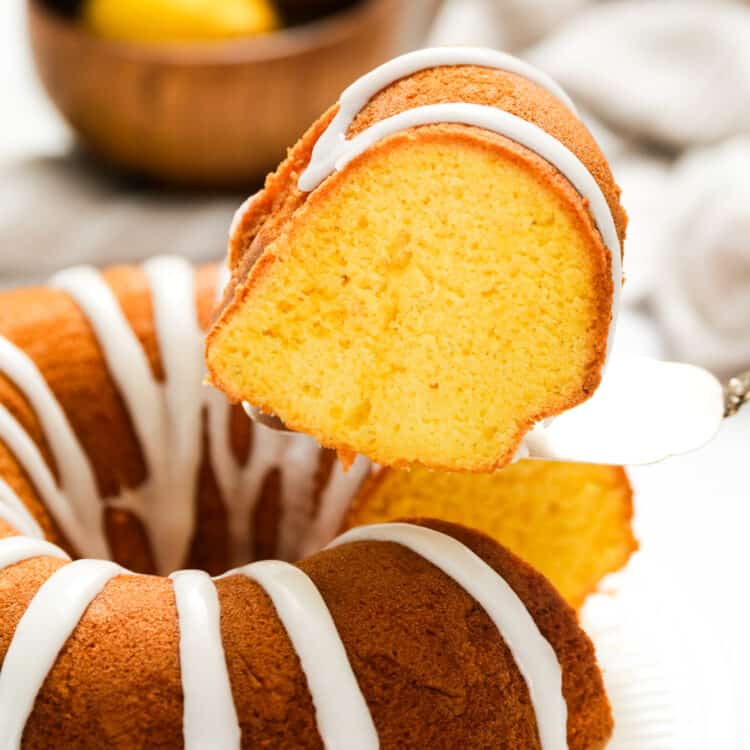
[207,48,627,471]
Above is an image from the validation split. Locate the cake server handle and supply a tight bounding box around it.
[724,368,750,418]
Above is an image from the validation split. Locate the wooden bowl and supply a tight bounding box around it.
[27,0,441,188]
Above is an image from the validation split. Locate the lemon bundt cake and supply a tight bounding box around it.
[343,461,636,608]
[206,47,627,472]
[0,255,617,746]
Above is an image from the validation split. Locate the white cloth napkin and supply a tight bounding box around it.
[654,137,750,377]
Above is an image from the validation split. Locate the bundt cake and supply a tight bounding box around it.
[0,255,620,746]
[342,460,637,608]
[206,47,627,472]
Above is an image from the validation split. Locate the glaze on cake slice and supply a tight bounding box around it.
[207,48,627,471]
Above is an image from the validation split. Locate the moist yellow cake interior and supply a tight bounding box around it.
[345,460,637,607]
[209,132,606,470]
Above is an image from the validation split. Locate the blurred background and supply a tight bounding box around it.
[2,1,749,747]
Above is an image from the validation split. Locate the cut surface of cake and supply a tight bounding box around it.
[344,460,637,608]
[207,48,627,471]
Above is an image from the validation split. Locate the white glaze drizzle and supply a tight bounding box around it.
[206,393,291,565]
[51,264,185,572]
[171,570,241,750]
[328,523,568,750]
[295,47,620,361]
[300,454,372,559]
[0,557,123,749]
[229,193,260,239]
[0,478,44,539]
[142,257,206,570]
[0,535,69,569]
[0,337,109,556]
[222,559,379,750]
[299,46,577,192]
[276,435,323,561]
[0,403,102,557]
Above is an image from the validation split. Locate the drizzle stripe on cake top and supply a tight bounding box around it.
[0,478,45,539]
[0,535,69,569]
[0,338,108,554]
[329,523,568,750]
[0,403,98,558]
[299,46,577,192]
[223,560,380,750]
[171,570,242,750]
[0,558,123,749]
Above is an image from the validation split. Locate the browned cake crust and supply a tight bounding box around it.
[0,518,612,748]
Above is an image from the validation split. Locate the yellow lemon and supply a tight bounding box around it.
[83,0,281,42]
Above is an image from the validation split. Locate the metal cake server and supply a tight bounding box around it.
[244,358,749,466]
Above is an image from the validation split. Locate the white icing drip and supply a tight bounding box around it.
[0,558,123,749]
[0,403,103,557]
[0,535,69,569]
[227,424,290,561]
[0,478,44,539]
[300,454,372,558]
[276,435,322,561]
[229,193,260,240]
[216,262,232,302]
[0,337,109,556]
[328,523,568,750]
[51,266,175,566]
[171,570,241,750]
[299,46,576,192]
[205,388,339,566]
[223,560,378,750]
[142,257,206,572]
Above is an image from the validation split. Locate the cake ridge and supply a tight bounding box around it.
[330,522,568,750]
[0,555,125,748]
[224,559,379,749]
